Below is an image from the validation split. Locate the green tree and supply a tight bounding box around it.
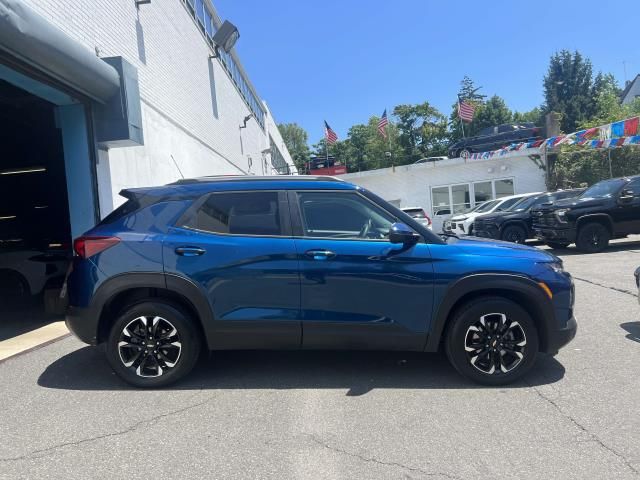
[542,50,607,132]
[277,123,310,173]
[471,95,513,133]
[393,102,448,162]
[513,107,543,125]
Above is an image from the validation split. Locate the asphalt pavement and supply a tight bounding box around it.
[1,238,640,479]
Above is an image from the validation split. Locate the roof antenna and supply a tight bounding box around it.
[170,154,184,179]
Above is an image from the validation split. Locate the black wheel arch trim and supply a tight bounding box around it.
[576,214,614,233]
[86,272,214,347]
[425,273,555,353]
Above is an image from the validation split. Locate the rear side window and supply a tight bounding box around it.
[99,199,140,225]
[186,191,282,236]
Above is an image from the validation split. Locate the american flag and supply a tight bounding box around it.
[458,99,475,123]
[324,121,338,144]
[377,109,389,138]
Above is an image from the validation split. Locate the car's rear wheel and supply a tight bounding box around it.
[106,301,201,388]
[501,224,527,243]
[445,297,539,386]
[576,222,610,253]
[459,149,471,159]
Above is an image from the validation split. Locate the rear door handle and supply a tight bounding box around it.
[305,249,336,260]
[175,246,206,257]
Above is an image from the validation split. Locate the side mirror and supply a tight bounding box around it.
[389,222,420,245]
[619,189,634,203]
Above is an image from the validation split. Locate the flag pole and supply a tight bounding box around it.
[387,107,393,167]
[457,95,466,139]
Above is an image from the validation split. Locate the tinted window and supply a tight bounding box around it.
[403,208,426,218]
[498,125,515,133]
[298,192,395,240]
[188,191,281,236]
[496,197,522,211]
[479,127,495,136]
[581,178,627,199]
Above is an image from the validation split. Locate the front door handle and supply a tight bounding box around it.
[305,249,336,260]
[175,246,206,257]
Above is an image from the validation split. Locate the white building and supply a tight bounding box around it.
[340,150,547,231]
[0,0,295,241]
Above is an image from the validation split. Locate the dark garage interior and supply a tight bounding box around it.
[0,79,72,338]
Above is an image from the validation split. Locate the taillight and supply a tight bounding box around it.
[73,236,120,259]
[425,215,432,226]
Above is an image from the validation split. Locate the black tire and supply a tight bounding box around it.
[501,224,527,243]
[575,222,610,253]
[545,242,570,250]
[445,296,539,386]
[106,301,201,388]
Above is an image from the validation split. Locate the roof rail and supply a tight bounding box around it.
[169,175,345,185]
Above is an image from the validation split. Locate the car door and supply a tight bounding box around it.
[163,190,301,349]
[612,178,640,234]
[289,189,435,351]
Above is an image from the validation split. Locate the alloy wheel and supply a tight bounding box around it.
[464,313,526,375]
[117,316,182,377]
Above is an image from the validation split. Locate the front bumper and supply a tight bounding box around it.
[546,315,577,355]
[474,226,499,239]
[534,227,577,243]
[66,305,99,345]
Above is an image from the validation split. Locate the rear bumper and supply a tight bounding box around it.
[545,315,577,355]
[66,305,99,345]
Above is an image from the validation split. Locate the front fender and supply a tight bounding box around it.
[425,273,554,352]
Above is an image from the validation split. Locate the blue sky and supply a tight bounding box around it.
[214,0,639,143]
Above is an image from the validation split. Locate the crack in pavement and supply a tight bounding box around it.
[529,384,639,476]
[0,391,214,463]
[573,276,636,297]
[306,434,462,480]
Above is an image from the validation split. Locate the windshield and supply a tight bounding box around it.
[507,195,538,211]
[475,200,500,213]
[580,178,627,198]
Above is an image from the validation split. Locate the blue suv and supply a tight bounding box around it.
[65,176,576,387]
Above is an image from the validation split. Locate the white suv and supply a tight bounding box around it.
[448,193,534,236]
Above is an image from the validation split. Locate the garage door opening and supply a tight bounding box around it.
[0,79,73,338]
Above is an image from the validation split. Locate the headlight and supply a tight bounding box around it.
[555,209,569,223]
[546,261,564,274]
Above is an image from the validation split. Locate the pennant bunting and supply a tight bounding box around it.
[611,121,624,138]
[624,117,639,137]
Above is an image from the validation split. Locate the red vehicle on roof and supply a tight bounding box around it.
[307,156,347,176]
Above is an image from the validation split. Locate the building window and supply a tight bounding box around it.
[430,178,514,216]
[270,136,289,175]
[180,0,265,129]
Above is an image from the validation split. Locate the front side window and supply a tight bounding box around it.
[186,191,281,236]
[297,192,395,240]
[580,178,627,199]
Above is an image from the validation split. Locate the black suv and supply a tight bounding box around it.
[448,123,543,158]
[474,189,584,243]
[533,176,640,252]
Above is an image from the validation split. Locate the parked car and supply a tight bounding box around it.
[0,247,69,297]
[401,206,432,229]
[635,267,640,305]
[448,193,533,236]
[533,176,640,252]
[432,208,452,233]
[474,189,584,243]
[65,175,576,387]
[448,123,543,158]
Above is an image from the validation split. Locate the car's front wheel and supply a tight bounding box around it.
[576,222,610,253]
[106,301,201,388]
[501,224,527,243]
[445,297,539,386]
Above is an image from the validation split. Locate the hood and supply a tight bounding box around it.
[446,236,558,261]
[542,195,608,211]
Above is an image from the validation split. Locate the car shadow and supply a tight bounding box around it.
[38,347,566,395]
[620,322,640,343]
[540,239,640,256]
